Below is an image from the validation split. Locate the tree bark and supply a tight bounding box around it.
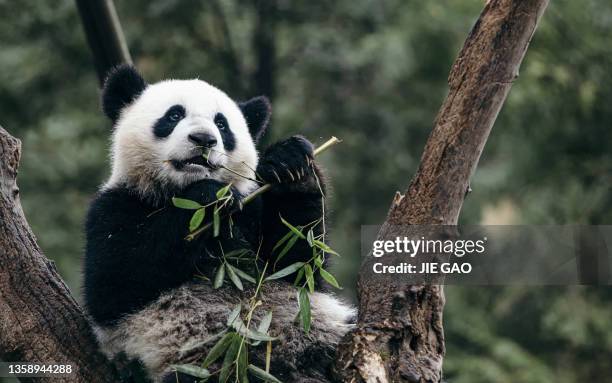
[0,126,118,382]
[334,1,549,382]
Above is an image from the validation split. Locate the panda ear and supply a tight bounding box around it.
[239,96,271,143]
[101,64,147,123]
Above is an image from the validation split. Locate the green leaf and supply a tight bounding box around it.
[213,210,221,237]
[314,255,323,268]
[265,262,305,281]
[202,332,234,368]
[306,228,314,247]
[220,335,241,383]
[298,288,311,333]
[275,235,299,266]
[280,215,306,239]
[319,268,341,289]
[227,304,242,326]
[170,364,210,379]
[244,329,276,342]
[172,197,202,210]
[226,263,244,291]
[189,208,206,232]
[304,264,315,293]
[214,263,225,289]
[232,266,256,284]
[272,231,293,253]
[225,248,250,259]
[216,183,232,199]
[247,364,282,383]
[238,343,248,383]
[179,330,226,357]
[257,311,273,335]
[293,268,304,287]
[251,310,273,347]
[313,240,339,256]
[234,320,277,342]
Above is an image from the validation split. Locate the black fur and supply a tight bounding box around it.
[153,104,186,138]
[84,179,258,325]
[102,65,147,123]
[214,112,236,151]
[238,96,271,143]
[84,135,326,325]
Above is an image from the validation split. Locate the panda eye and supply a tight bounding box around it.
[165,105,185,123]
[214,113,229,131]
[168,113,182,122]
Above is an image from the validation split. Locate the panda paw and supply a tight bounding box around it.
[257,135,316,185]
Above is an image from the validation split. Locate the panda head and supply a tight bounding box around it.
[101,65,270,200]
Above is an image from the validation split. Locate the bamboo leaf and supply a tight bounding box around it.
[172,197,202,210]
[272,231,293,253]
[304,264,315,293]
[280,215,306,239]
[238,344,248,383]
[306,228,314,247]
[189,208,206,232]
[214,263,226,289]
[293,268,304,287]
[314,255,323,268]
[216,183,232,199]
[298,288,311,333]
[319,268,341,289]
[227,304,241,326]
[234,320,277,342]
[226,264,244,291]
[220,335,241,383]
[265,262,305,281]
[225,248,251,258]
[232,266,256,284]
[251,310,273,346]
[257,312,273,335]
[248,364,282,383]
[170,364,210,379]
[202,332,234,368]
[213,210,221,237]
[313,240,339,256]
[275,235,300,266]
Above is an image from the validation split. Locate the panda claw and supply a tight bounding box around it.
[272,170,281,183]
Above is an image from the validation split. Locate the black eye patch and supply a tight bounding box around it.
[214,112,235,151]
[153,104,185,138]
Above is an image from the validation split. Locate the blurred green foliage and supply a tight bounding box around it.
[0,0,610,382]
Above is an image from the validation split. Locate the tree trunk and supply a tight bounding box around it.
[0,126,117,382]
[333,0,549,382]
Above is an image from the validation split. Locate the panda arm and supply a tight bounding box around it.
[256,136,327,270]
[83,180,240,325]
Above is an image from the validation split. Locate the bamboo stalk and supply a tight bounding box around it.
[186,136,341,241]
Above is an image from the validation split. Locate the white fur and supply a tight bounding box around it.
[94,282,355,382]
[104,79,259,197]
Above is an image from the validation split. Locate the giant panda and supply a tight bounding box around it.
[83,65,354,383]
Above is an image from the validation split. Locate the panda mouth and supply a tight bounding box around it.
[171,155,218,171]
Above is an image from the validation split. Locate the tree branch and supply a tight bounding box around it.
[0,125,117,382]
[334,1,549,382]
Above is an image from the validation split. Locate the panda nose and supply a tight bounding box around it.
[188,133,217,148]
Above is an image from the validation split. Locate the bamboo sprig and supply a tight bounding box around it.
[186,136,341,241]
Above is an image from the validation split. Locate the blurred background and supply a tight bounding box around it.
[1,0,611,382]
